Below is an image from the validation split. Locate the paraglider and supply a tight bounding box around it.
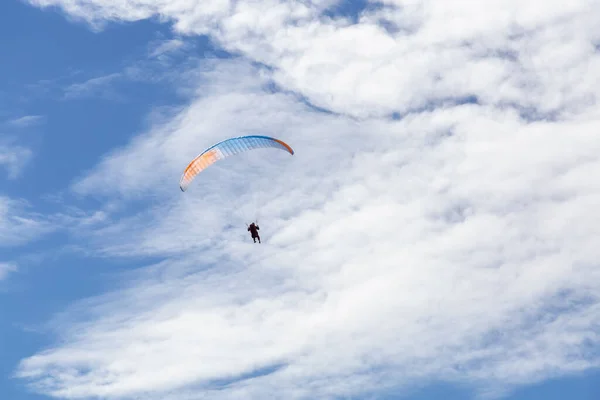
[179,135,294,243]
[247,222,260,243]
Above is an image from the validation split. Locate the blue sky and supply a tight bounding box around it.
[0,1,196,398]
[2,0,600,399]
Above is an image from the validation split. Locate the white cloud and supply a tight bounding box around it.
[63,72,124,100]
[148,37,186,59]
[0,194,112,257]
[0,143,33,179]
[0,262,17,280]
[7,115,45,128]
[16,0,600,399]
[0,117,38,178]
[0,197,57,247]
[61,38,201,101]
[24,0,600,119]
[16,57,600,400]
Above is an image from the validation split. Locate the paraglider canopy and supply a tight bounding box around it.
[179,135,294,192]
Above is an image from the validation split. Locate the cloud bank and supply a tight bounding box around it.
[15,0,600,400]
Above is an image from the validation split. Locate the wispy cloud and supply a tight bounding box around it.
[7,115,45,128]
[0,142,33,179]
[63,72,124,100]
[0,197,57,247]
[61,36,201,102]
[0,262,17,280]
[16,0,600,399]
[148,38,186,59]
[0,115,42,178]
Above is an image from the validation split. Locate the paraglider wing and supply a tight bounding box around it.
[179,135,294,191]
